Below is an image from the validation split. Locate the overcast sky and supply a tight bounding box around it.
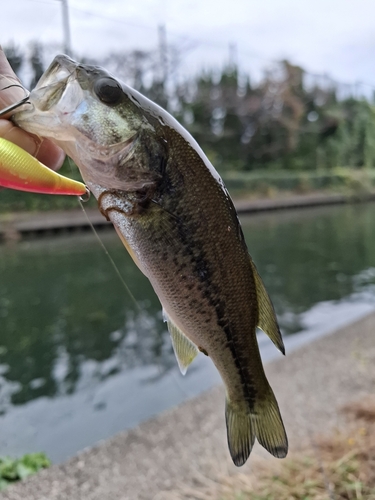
[3,0,375,90]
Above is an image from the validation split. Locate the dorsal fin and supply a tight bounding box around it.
[250,259,285,355]
[163,309,199,375]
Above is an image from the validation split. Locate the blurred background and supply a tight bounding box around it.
[3,0,375,209]
[1,0,375,475]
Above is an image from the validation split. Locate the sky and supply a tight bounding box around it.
[2,0,375,91]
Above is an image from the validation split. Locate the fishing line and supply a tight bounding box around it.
[77,198,142,313]
[68,160,192,403]
[89,211,140,309]
[66,157,141,312]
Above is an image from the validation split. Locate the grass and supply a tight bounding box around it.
[0,453,51,491]
[163,397,375,500]
[219,398,375,500]
[222,168,375,201]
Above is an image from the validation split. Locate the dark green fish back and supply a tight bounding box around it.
[98,124,288,466]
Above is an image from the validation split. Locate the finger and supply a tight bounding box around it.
[0,48,27,114]
[36,137,66,171]
[0,49,65,171]
[0,119,65,171]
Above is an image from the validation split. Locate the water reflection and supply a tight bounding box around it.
[0,233,175,411]
[0,202,375,460]
[241,204,375,332]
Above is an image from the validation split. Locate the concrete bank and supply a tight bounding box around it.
[1,192,375,240]
[1,312,374,500]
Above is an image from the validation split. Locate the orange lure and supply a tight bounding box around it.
[0,138,86,195]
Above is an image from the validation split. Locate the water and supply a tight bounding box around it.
[1,202,375,462]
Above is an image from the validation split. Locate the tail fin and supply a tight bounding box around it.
[225,400,256,466]
[253,393,288,459]
[225,390,288,466]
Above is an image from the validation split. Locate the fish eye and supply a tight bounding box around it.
[94,77,122,105]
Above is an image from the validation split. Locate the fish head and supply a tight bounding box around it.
[13,55,164,193]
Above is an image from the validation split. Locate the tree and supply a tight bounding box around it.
[3,43,24,77]
[29,43,44,89]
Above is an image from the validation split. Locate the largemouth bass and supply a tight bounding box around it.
[13,55,288,466]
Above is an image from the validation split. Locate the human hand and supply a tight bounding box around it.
[0,46,65,171]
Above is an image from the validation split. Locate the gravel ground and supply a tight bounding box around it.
[1,312,374,500]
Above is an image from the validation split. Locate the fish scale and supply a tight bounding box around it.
[13,54,288,466]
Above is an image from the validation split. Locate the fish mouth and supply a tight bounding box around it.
[13,56,87,141]
[14,55,140,178]
[30,56,79,112]
[35,55,78,91]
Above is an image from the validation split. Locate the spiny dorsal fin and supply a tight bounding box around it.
[163,309,199,375]
[250,259,285,355]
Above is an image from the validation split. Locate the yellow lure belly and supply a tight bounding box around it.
[0,138,86,195]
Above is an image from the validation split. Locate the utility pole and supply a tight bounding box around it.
[158,24,168,88]
[56,0,72,56]
[228,42,237,71]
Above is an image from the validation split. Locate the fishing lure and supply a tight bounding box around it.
[0,95,86,196]
[0,138,86,195]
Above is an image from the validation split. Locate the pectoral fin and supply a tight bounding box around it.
[250,259,285,355]
[163,309,199,375]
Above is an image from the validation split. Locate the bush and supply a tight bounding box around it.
[222,168,375,197]
[0,453,51,490]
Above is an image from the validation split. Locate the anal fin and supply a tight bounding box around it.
[163,309,199,375]
[250,258,285,355]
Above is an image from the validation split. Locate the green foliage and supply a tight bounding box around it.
[222,168,375,197]
[0,453,51,490]
[175,61,375,175]
[3,44,375,213]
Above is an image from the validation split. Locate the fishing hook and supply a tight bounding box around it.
[0,82,30,117]
[0,96,31,117]
[0,83,27,93]
[79,187,91,202]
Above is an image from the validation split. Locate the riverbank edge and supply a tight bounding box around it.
[1,191,375,240]
[1,311,374,500]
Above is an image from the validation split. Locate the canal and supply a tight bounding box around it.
[0,202,375,462]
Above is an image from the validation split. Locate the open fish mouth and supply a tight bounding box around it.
[34,55,78,91]
[16,56,84,123]
[12,65,84,143]
[30,57,77,112]
[12,55,149,190]
[13,55,136,146]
